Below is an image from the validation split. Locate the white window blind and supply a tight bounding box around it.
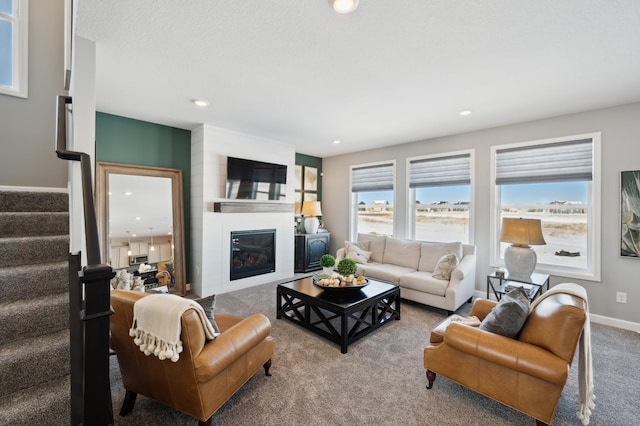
[351,163,394,192]
[496,139,593,185]
[409,154,471,188]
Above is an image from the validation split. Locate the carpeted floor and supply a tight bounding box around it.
[109,278,640,425]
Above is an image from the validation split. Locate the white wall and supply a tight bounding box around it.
[323,102,640,326]
[191,124,295,297]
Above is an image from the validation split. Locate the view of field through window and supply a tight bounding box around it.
[355,181,588,269]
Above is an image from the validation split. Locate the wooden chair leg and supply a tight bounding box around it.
[535,420,548,426]
[119,390,137,416]
[426,370,436,389]
[263,358,272,376]
[199,417,213,426]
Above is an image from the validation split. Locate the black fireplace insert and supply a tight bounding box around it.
[230,229,276,280]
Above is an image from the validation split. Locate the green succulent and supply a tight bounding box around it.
[319,254,336,268]
[336,258,358,276]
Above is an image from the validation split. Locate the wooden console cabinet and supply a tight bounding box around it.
[294,233,330,273]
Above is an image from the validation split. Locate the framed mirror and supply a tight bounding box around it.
[96,162,186,295]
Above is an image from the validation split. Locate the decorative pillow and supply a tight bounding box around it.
[432,253,459,280]
[194,294,220,333]
[479,287,530,338]
[344,240,370,252]
[344,241,372,264]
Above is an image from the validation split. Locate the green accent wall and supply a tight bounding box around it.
[95,112,192,281]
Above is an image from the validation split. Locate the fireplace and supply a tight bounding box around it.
[230,229,276,280]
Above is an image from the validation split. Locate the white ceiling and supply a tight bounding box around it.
[75,0,640,158]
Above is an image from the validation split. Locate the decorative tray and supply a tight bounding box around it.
[312,273,369,290]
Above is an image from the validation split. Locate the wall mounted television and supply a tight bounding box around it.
[225,156,287,200]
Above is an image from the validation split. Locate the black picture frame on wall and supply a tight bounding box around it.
[621,170,640,257]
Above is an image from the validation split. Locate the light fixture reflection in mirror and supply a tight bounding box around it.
[96,162,186,296]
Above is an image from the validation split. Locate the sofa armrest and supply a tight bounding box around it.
[444,323,568,385]
[194,313,272,382]
[444,253,476,308]
[449,253,475,283]
[336,247,346,262]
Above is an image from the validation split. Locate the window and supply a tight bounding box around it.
[0,0,28,98]
[408,151,473,243]
[350,161,395,239]
[490,133,601,280]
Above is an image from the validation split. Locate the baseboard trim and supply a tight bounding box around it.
[0,185,68,193]
[473,290,640,333]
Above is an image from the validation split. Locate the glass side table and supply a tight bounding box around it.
[487,271,550,301]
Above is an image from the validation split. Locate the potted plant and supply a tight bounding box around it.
[337,258,358,277]
[320,254,336,275]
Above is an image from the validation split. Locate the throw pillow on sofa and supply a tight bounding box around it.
[479,287,530,338]
[418,241,463,272]
[432,253,459,280]
[344,241,372,264]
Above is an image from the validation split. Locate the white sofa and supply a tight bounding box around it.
[335,233,476,314]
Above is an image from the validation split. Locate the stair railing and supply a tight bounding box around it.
[56,95,115,425]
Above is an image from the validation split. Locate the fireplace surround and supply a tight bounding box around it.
[230,229,276,280]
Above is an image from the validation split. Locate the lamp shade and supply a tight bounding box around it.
[301,201,323,217]
[499,218,546,247]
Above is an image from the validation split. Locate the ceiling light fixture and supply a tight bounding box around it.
[459,109,472,116]
[126,231,132,256]
[192,99,210,107]
[149,227,155,252]
[331,0,359,14]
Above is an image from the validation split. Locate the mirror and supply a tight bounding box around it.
[96,162,186,295]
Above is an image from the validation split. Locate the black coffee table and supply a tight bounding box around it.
[277,277,400,353]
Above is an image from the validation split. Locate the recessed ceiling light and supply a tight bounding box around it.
[192,99,210,107]
[459,109,472,116]
[331,0,359,14]
[135,217,141,220]
[123,191,132,196]
[333,140,341,144]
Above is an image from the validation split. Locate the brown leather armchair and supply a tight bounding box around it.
[424,291,587,426]
[110,290,274,425]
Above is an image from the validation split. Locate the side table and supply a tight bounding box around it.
[487,271,550,302]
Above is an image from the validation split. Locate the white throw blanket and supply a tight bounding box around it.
[129,294,217,362]
[530,283,595,425]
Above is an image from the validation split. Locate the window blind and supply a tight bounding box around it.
[495,139,593,185]
[351,163,394,192]
[409,153,471,188]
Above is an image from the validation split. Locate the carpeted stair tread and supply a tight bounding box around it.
[0,374,70,426]
[0,190,68,212]
[0,261,68,304]
[0,235,69,268]
[0,292,69,343]
[0,329,70,400]
[0,211,69,237]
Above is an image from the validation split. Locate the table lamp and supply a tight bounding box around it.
[301,201,322,234]
[499,217,546,280]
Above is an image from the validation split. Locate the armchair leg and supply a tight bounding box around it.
[263,358,272,376]
[199,417,213,426]
[119,390,137,416]
[535,421,548,426]
[426,370,436,389]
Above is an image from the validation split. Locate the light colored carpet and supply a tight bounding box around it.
[110,279,640,425]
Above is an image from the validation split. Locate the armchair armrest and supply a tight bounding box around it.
[194,313,272,382]
[443,323,568,385]
[469,298,496,321]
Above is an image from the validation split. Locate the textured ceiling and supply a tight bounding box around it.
[75,0,640,157]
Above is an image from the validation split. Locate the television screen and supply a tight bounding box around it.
[226,157,287,200]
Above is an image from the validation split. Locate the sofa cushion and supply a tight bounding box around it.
[344,241,372,264]
[344,239,370,252]
[432,253,459,280]
[357,233,387,263]
[360,263,415,285]
[418,241,463,272]
[399,271,449,297]
[479,287,530,338]
[383,237,421,270]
